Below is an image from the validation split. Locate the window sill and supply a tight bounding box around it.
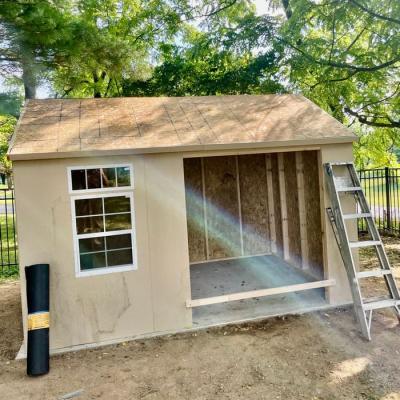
[76,264,137,278]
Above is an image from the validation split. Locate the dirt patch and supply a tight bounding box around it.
[1,238,400,399]
[359,236,400,300]
[0,280,22,361]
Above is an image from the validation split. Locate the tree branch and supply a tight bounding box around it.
[281,38,400,72]
[348,0,400,26]
[344,107,400,128]
[310,70,358,89]
[344,26,367,53]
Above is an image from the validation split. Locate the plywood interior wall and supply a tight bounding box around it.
[203,156,241,259]
[302,151,324,278]
[183,150,324,279]
[238,154,270,256]
[183,158,207,262]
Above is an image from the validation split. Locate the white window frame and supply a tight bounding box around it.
[69,164,137,278]
[67,164,134,194]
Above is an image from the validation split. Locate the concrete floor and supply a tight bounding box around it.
[190,255,328,327]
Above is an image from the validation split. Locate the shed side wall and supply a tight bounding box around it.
[14,154,191,352]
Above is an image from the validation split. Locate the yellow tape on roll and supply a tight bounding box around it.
[28,312,49,331]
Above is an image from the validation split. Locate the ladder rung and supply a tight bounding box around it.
[329,162,353,166]
[349,240,381,248]
[336,186,362,192]
[356,269,392,279]
[343,213,371,220]
[363,299,400,311]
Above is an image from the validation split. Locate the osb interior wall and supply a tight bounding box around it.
[303,151,324,278]
[183,151,324,279]
[238,154,270,256]
[203,156,242,259]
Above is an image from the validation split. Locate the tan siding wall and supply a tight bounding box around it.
[14,154,191,352]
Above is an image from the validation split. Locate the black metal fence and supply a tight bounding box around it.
[358,167,400,235]
[0,188,18,276]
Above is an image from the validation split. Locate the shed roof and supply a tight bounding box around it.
[9,94,356,160]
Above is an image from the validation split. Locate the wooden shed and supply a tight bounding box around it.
[9,94,358,355]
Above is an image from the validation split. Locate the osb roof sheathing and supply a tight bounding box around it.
[8,94,357,160]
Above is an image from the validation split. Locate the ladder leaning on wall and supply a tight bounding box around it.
[324,162,400,340]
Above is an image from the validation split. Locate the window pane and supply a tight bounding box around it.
[75,198,103,216]
[87,168,101,189]
[104,196,130,214]
[106,234,132,250]
[107,249,133,267]
[76,216,104,234]
[79,237,105,253]
[80,252,106,270]
[105,213,131,231]
[117,167,130,187]
[71,169,86,190]
[102,168,116,188]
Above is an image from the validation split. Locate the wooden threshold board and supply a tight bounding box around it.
[186,279,336,308]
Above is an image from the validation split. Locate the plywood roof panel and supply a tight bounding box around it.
[9,94,357,160]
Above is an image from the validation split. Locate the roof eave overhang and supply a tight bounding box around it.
[8,135,357,161]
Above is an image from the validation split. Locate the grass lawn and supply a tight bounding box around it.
[361,180,400,208]
[0,214,18,279]
[0,185,15,206]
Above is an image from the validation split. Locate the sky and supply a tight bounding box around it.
[254,0,270,15]
[1,1,271,99]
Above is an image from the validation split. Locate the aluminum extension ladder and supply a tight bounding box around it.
[324,162,400,340]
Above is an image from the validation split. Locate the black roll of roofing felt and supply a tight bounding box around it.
[25,264,50,376]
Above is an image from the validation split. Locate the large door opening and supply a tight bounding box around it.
[183,151,334,327]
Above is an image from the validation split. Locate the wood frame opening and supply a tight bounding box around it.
[183,150,331,309]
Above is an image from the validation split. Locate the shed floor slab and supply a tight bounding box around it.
[190,255,328,327]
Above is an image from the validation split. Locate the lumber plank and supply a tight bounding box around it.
[278,153,289,260]
[296,152,309,269]
[266,154,277,253]
[186,279,336,308]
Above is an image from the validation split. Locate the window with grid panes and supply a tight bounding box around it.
[69,165,136,276]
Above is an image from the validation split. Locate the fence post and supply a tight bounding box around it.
[385,167,391,232]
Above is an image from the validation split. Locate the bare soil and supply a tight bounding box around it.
[1,238,400,400]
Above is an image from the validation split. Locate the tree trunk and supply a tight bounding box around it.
[21,53,37,99]
[281,0,292,19]
[6,173,13,190]
[93,71,102,98]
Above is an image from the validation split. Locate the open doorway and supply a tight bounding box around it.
[183,151,334,327]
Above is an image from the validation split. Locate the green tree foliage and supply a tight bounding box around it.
[122,26,284,96]
[0,115,15,186]
[0,92,23,117]
[0,0,71,98]
[273,0,400,166]
[0,0,398,167]
[52,0,183,98]
[55,0,256,98]
[1,0,254,98]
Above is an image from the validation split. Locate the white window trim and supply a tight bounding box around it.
[70,170,137,278]
[67,163,134,194]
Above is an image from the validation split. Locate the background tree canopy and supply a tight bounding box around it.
[0,0,399,168]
